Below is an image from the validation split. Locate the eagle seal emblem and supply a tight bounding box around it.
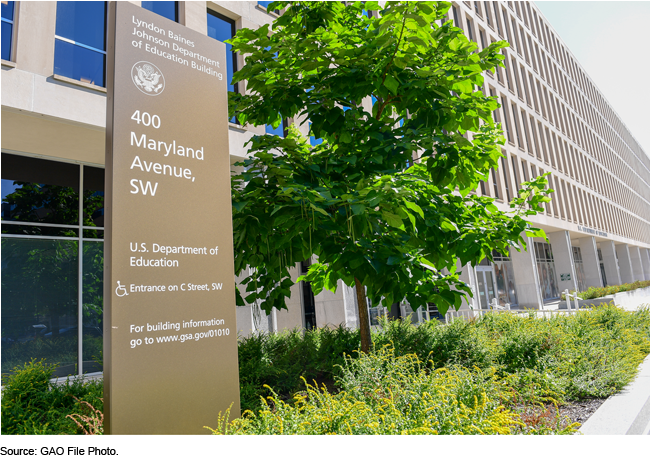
[131,61,165,96]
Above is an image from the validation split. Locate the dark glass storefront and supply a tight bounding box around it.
[1,153,104,377]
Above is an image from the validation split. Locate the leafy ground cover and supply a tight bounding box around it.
[3,304,649,435]
[562,280,650,301]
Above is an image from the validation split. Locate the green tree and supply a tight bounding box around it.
[229,1,550,352]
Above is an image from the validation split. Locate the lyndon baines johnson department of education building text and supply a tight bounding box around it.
[2,1,650,378]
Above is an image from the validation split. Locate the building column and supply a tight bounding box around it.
[578,237,604,289]
[641,248,650,281]
[342,283,359,329]
[615,243,634,284]
[510,233,543,309]
[600,240,622,286]
[457,260,480,311]
[548,231,578,294]
[629,247,646,282]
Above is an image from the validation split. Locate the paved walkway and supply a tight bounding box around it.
[578,354,650,435]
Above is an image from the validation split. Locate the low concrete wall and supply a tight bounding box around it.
[559,286,650,311]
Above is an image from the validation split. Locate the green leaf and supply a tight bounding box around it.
[403,200,424,218]
[310,203,329,216]
[233,201,249,212]
[382,210,404,229]
[351,204,366,215]
[440,219,457,232]
[383,75,399,96]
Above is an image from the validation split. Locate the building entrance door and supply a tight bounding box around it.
[476,264,497,309]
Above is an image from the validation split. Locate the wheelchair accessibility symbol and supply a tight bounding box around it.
[116,281,129,297]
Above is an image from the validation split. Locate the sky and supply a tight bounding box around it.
[534,1,650,158]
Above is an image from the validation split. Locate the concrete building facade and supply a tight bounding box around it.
[2,1,650,378]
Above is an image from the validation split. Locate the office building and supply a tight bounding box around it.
[2,1,650,379]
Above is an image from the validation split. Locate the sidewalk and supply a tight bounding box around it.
[578,354,650,435]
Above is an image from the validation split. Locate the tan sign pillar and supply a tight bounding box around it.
[104,2,240,434]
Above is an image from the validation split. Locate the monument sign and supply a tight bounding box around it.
[104,2,240,434]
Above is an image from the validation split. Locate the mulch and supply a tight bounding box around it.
[559,398,607,425]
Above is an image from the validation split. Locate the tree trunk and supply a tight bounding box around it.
[354,277,372,353]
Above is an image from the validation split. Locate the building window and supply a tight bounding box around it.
[511,155,520,191]
[1,153,105,378]
[54,1,107,87]
[207,10,238,122]
[492,250,518,306]
[299,259,317,330]
[501,96,513,143]
[142,1,178,22]
[491,167,500,200]
[597,248,608,287]
[466,19,474,41]
[479,28,487,50]
[572,246,587,292]
[452,6,460,28]
[258,1,280,14]
[501,156,511,202]
[309,122,323,146]
[535,242,559,300]
[266,119,288,138]
[511,103,522,148]
[1,1,15,61]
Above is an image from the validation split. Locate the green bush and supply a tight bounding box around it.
[210,347,577,435]
[235,304,650,412]
[4,304,649,434]
[373,315,495,370]
[561,280,650,300]
[237,326,360,412]
[1,360,103,435]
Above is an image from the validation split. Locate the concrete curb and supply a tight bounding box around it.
[578,354,650,435]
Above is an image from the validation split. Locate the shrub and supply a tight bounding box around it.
[209,347,533,435]
[372,315,496,369]
[1,360,103,435]
[4,305,649,435]
[562,280,650,300]
[237,326,360,412]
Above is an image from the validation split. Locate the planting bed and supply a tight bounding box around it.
[2,304,649,435]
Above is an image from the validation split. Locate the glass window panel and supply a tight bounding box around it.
[573,246,587,291]
[1,20,12,61]
[54,39,106,86]
[309,122,322,146]
[2,154,79,226]
[207,11,237,93]
[83,166,104,228]
[536,242,559,300]
[265,119,285,137]
[494,260,518,306]
[1,238,79,378]
[477,273,487,308]
[2,224,78,237]
[1,1,15,20]
[82,241,103,374]
[369,307,382,326]
[485,271,496,303]
[55,1,107,50]
[83,229,104,239]
[142,1,178,22]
